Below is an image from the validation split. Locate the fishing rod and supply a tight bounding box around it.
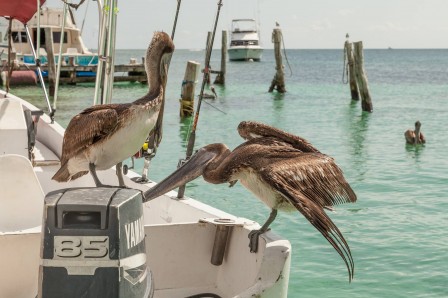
[177,0,223,199]
[171,0,182,41]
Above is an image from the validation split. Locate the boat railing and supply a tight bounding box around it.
[232,29,257,34]
[230,40,259,46]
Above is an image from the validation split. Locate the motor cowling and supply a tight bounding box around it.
[39,187,153,298]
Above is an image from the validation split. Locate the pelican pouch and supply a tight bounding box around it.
[39,187,153,298]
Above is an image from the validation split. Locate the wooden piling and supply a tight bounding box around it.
[44,28,56,96]
[213,30,227,85]
[179,61,200,117]
[68,56,76,84]
[204,31,212,84]
[344,40,359,100]
[268,28,286,93]
[353,41,373,112]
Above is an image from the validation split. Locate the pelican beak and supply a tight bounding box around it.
[143,147,216,202]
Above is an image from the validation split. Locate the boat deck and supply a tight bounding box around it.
[0,91,291,297]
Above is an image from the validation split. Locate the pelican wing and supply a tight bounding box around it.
[404,129,415,144]
[264,153,357,207]
[60,105,120,163]
[278,183,354,281]
[260,154,356,280]
[237,121,321,153]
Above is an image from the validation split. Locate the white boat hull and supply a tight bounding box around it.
[0,90,291,297]
[228,47,263,61]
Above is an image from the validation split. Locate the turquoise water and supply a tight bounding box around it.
[11,49,448,297]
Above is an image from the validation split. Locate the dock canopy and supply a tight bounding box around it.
[0,0,47,24]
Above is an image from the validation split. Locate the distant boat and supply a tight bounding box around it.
[228,19,263,62]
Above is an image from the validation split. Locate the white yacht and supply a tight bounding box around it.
[228,19,263,62]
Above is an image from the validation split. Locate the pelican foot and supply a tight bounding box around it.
[132,176,149,184]
[248,229,268,253]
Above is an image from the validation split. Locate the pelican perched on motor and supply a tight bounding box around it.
[404,120,426,145]
[144,121,357,281]
[52,31,175,187]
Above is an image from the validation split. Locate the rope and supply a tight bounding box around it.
[279,30,292,77]
[179,98,194,117]
[179,76,196,118]
[179,79,196,116]
[180,78,226,116]
[60,0,86,10]
[181,79,196,86]
[201,98,227,115]
[80,0,90,34]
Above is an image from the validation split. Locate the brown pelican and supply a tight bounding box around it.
[52,32,174,186]
[404,121,426,145]
[144,121,357,281]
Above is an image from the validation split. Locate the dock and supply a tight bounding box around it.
[1,63,147,85]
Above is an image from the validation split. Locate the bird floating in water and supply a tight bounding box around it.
[144,121,357,281]
[404,121,426,145]
[52,31,175,187]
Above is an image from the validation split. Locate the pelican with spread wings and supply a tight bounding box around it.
[144,121,357,281]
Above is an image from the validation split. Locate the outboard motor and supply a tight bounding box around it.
[39,187,153,298]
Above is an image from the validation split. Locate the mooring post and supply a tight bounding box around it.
[44,28,56,96]
[344,38,359,100]
[204,31,212,84]
[179,61,200,117]
[268,28,286,93]
[213,30,227,85]
[68,57,76,84]
[353,41,373,112]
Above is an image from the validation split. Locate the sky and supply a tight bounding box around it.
[46,0,448,49]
